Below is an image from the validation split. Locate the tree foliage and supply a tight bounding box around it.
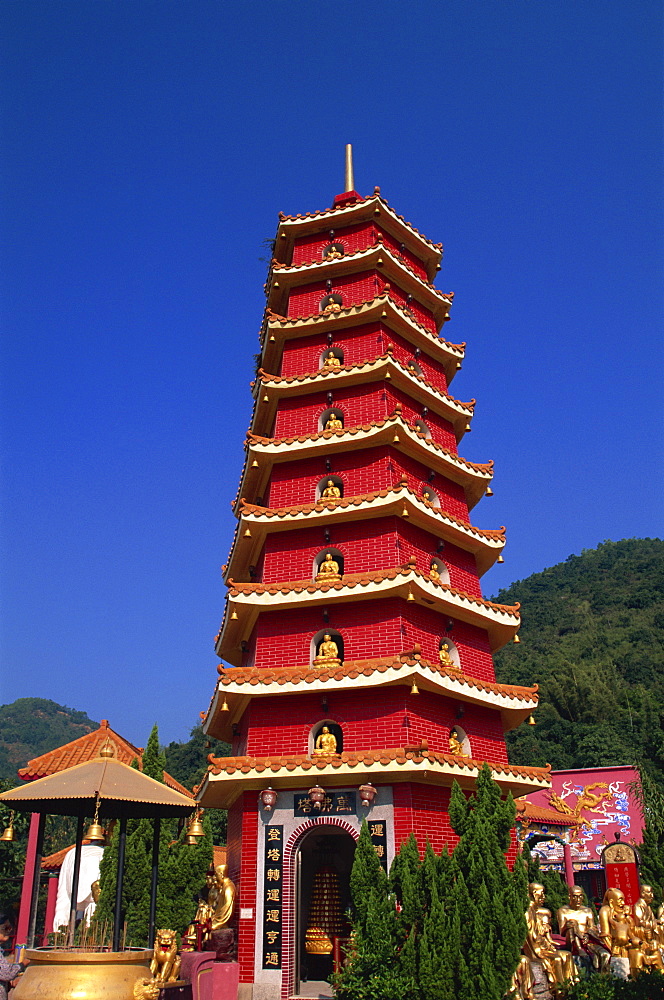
[493,539,664,786]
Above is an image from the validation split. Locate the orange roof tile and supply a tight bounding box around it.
[515,799,582,826]
[226,564,519,618]
[216,647,536,703]
[18,719,193,797]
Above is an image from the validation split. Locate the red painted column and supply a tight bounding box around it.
[563,841,575,888]
[16,812,40,946]
[42,875,58,944]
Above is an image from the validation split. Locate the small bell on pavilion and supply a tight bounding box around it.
[465,422,472,432]
[527,714,536,726]
[513,633,521,644]
[497,554,504,563]
[0,812,16,842]
[221,698,230,712]
[485,485,494,496]
[410,680,419,695]
[86,796,105,841]
[187,810,205,839]
[407,590,415,601]
[230,609,238,620]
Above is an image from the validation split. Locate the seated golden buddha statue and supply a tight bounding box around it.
[524,883,578,989]
[313,726,337,755]
[632,885,664,971]
[325,245,344,260]
[449,729,466,756]
[321,479,341,500]
[429,561,440,582]
[322,348,342,365]
[438,641,457,668]
[325,413,343,431]
[598,887,647,977]
[314,633,341,666]
[316,552,341,581]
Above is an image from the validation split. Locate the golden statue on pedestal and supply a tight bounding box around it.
[313,726,337,755]
[321,479,341,499]
[524,883,578,991]
[323,301,342,315]
[557,885,610,972]
[210,864,236,931]
[322,350,341,369]
[316,552,341,581]
[598,887,645,977]
[149,929,181,984]
[429,561,440,582]
[314,633,341,666]
[325,413,343,431]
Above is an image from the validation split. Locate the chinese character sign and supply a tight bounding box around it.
[369,820,388,871]
[262,825,284,969]
[605,862,641,905]
[293,792,356,816]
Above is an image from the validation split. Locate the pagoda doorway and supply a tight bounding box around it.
[294,826,355,998]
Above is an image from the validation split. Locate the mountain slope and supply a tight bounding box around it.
[493,538,664,781]
[0,698,98,781]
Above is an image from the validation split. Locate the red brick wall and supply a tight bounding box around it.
[226,792,259,983]
[393,783,458,855]
[251,597,496,682]
[290,223,430,281]
[242,688,508,764]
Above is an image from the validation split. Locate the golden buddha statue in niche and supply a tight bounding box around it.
[524,883,577,989]
[429,561,440,582]
[449,729,466,756]
[439,641,456,668]
[313,726,337,755]
[325,245,344,260]
[325,413,343,431]
[321,479,341,499]
[315,633,340,666]
[322,348,342,365]
[316,552,341,581]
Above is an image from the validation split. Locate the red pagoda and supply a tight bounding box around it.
[198,149,549,999]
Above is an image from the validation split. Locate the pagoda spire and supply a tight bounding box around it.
[344,143,354,192]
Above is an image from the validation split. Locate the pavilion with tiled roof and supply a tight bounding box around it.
[197,152,546,997]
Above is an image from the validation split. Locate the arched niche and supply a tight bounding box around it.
[320,293,343,314]
[406,357,422,376]
[313,548,344,582]
[309,719,343,755]
[319,345,344,369]
[319,407,344,432]
[413,419,431,439]
[420,486,440,507]
[438,637,461,669]
[316,475,344,501]
[323,242,345,260]
[428,557,450,585]
[310,628,344,665]
[449,724,471,756]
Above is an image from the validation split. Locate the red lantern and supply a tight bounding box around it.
[359,783,377,807]
[259,787,278,811]
[308,785,326,810]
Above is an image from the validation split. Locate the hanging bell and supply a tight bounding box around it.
[187,812,205,839]
[497,554,504,563]
[485,485,494,496]
[401,507,409,517]
[0,812,16,842]
[230,610,238,620]
[513,633,521,644]
[527,715,536,726]
[456,362,462,370]
[221,698,230,712]
[185,834,199,846]
[407,590,415,602]
[410,680,419,695]
[465,422,472,432]
[393,433,400,443]
[86,820,105,841]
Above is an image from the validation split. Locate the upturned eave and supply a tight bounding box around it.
[260,294,465,386]
[215,566,519,663]
[224,485,505,583]
[196,746,550,809]
[274,194,442,281]
[252,354,475,442]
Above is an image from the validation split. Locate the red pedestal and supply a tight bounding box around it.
[180,953,239,1000]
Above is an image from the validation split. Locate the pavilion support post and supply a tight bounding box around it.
[16,812,40,946]
[42,874,58,945]
[148,816,161,948]
[563,840,575,888]
[67,815,85,946]
[26,812,46,949]
[112,815,127,951]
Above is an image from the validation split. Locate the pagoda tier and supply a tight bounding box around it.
[199,174,540,997]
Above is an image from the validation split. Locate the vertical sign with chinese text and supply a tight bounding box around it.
[262,825,283,969]
[368,820,388,871]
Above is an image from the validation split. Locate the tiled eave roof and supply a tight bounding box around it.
[260,294,465,386]
[266,244,453,329]
[224,483,505,582]
[215,564,519,664]
[274,194,443,281]
[196,744,551,809]
[234,411,492,517]
[515,799,582,828]
[252,354,475,442]
[203,647,537,742]
[17,719,192,796]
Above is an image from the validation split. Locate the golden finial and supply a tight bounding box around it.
[345,144,355,192]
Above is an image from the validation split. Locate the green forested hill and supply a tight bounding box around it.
[492,538,664,783]
[0,698,98,781]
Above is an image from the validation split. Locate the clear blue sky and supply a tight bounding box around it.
[1,1,662,747]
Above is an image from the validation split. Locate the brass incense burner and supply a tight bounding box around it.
[12,947,152,1000]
